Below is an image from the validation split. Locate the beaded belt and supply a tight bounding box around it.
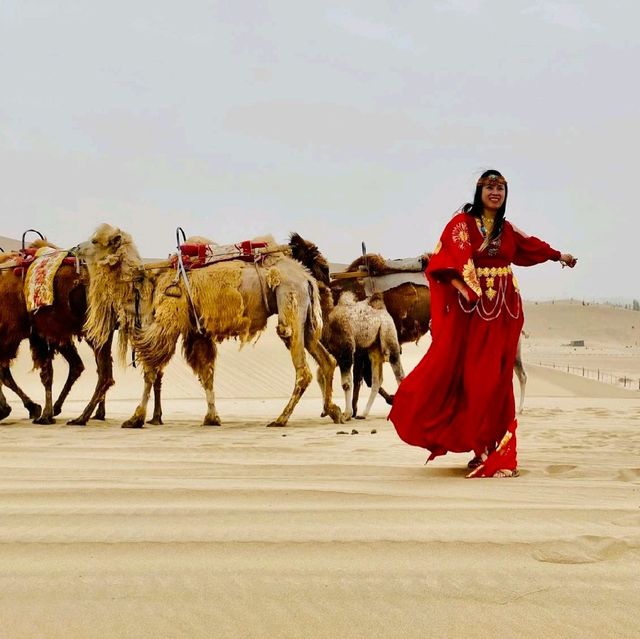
[475,265,518,300]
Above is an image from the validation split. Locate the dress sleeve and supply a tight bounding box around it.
[510,222,562,266]
[426,214,482,301]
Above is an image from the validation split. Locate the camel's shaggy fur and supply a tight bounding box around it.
[0,238,115,424]
[0,253,41,420]
[324,291,405,419]
[80,224,341,428]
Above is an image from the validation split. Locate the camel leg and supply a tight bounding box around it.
[122,367,155,428]
[28,334,55,424]
[35,359,55,425]
[0,366,42,420]
[354,351,394,409]
[92,401,106,421]
[341,363,354,421]
[351,350,366,418]
[146,371,164,425]
[307,338,343,424]
[68,335,115,425]
[183,333,220,426]
[52,342,85,417]
[0,373,12,421]
[268,292,313,427]
[359,349,384,419]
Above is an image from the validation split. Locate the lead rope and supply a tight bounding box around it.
[362,241,376,296]
[174,227,204,334]
[253,247,270,313]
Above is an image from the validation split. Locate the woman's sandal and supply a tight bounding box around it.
[493,468,520,478]
[467,455,483,470]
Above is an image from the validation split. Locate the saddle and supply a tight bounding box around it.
[172,240,270,272]
[13,247,79,277]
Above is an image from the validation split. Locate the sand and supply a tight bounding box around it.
[1,301,639,638]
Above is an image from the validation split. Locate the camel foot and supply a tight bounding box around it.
[326,404,344,424]
[0,405,12,421]
[34,415,56,425]
[202,416,221,426]
[320,410,327,418]
[147,416,164,425]
[26,402,42,421]
[266,421,286,428]
[53,402,63,417]
[93,407,106,421]
[122,417,145,429]
[67,417,87,426]
[385,394,395,406]
[355,415,366,420]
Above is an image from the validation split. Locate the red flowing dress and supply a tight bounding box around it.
[388,212,561,477]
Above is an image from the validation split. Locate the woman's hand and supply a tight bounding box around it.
[451,277,471,301]
[560,253,577,268]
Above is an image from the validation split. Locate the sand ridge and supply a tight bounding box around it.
[1,300,639,637]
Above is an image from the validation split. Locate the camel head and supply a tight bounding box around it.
[80,224,146,361]
[289,233,331,285]
[346,253,387,275]
[79,223,141,269]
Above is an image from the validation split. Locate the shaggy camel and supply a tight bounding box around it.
[0,240,114,424]
[0,251,41,421]
[325,291,405,419]
[291,238,528,415]
[79,224,343,428]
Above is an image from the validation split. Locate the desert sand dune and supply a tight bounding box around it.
[1,300,639,638]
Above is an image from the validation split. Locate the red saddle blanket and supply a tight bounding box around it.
[174,240,269,270]
[13,248,78,276]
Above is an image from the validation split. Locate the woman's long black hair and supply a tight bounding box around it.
[462,169,508,247]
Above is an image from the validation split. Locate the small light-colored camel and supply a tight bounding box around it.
[325,291,405,419]
[79,224,343,428]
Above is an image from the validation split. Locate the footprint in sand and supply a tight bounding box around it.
[617,468,640,482]
[545,464,577,475]
[532,537,628,565]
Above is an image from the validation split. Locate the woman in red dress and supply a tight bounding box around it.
[389,170,577,478]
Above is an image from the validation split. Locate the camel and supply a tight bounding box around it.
[290,237,528,415]
[78,223,343,428]
[289,234,405,418]
[0,251,42,421]
[324,291,405,419]
[0,238,114,424]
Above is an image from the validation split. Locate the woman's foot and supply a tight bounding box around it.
[467,455,482,470]
[467,448,488,470]
[493,468,519,478]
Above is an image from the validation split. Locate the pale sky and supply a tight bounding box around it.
[1,1,638,300]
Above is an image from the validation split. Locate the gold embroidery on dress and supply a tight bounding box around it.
[512,273,519,291]
[452,222,470,250]
[475,267,514,300]
[476,266,512,277]
[434,240,442,255]
[462,259,482,296]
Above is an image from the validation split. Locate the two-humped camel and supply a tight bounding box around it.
[79,224,343,427]
[0,240,114,424]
